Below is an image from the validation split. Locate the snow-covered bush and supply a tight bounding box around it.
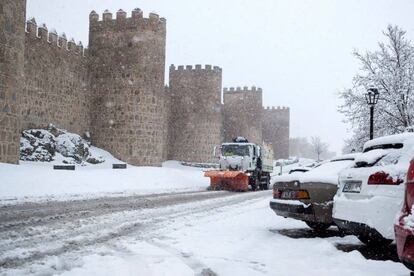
[20,125,104,164]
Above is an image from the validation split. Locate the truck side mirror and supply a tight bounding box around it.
[213,146,220,158]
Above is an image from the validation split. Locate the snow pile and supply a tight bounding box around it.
[354,149,388,167]
[0,160,209,204]
[20,125,104,165]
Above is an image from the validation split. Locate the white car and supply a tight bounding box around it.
[333,133,414,246]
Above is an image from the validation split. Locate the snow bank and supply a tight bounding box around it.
[0,157,209,204]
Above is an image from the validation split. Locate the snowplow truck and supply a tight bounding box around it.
[204,137,273,191]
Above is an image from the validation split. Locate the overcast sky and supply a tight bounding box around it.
[27,0,414,154]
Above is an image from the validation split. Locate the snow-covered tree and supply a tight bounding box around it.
[339,25,414,150]
[310,136,328,161]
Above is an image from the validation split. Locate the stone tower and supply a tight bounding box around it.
[223,87,263,144]
[88,9,167,166]
[168,65,223,163]
[0,0,26,163]
[262,106,290,159]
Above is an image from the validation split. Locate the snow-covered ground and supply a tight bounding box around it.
[1,192,407,275]
[0,146,408,275]
[0,147,209,204]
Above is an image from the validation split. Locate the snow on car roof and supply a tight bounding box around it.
[330,153,360,161]
[363,133,414,151]
[299,157,355,184]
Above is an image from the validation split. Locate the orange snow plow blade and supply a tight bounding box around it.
[204,170,249,191]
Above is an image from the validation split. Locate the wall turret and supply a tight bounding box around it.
[223,86,263,144]
[262,106,290,159]
[89,8,167,166]
[168,64,223,163]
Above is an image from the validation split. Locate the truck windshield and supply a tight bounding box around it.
[222,145,250,157]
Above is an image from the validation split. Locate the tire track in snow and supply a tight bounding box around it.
[0,190,270,274]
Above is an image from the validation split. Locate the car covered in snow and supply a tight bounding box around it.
[269,154,358,232]
[395,158,414,271]
[334,133,414,246]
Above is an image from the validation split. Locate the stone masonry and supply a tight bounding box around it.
[262,106,290,159]
[89,10,167,166]
[168,65,223,163]
[23,19,90,135]
[223,87,263,144]
[0,3,290,165]
[0,0,26,164]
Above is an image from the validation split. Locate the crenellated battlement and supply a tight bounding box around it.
[25,18,86,56]
[89,8,166,32]
[1,0,291,165]
[169,64,222,73]
[223,86,263,93]
[264,106,290,111]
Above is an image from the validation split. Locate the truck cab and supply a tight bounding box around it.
[217,142,262,172]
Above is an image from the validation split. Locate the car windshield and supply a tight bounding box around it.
[221,145,250,157]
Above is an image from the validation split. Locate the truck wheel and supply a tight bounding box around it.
[260,174,270,190]
[252,179,259,191]
[264,174,270,190]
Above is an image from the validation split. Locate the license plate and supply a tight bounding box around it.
[281,190,296,199]
[342,181,362,193]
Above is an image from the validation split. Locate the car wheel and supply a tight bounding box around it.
[305,221,331,233]
[357,234,392,247]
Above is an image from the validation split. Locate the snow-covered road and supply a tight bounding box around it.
[0,191,408,275]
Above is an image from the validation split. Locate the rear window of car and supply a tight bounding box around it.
[355,147,402,168]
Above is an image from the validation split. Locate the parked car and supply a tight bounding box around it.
[269,154,358,232]
[333,133,414,246]
[395,158,414,271]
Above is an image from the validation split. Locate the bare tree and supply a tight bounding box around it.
[339,25,414,150]
[311,136,328,161]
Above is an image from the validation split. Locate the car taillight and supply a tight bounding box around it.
[367,171,403,185]
[273,189,282,199]
[294,190,310,199]
[404,160,414,213]
[408,160,414,184]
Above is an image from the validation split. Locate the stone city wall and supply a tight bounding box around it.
[262,106,290,159]
[0,0,26,163]
[168,64,223,163]
[22,19,91,135]
[223,87,263,144]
